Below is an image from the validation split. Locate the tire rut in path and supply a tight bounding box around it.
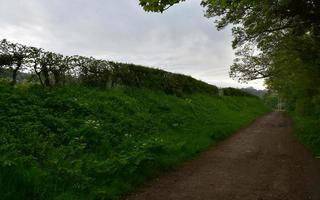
[125,112,320,200]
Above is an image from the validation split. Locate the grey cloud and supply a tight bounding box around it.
[0,0,265,89]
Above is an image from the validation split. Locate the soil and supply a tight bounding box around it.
[125,112,320,200]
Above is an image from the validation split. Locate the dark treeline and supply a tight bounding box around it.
[0,39,221,96]
[0,39,255,97]
[223,87,256,98]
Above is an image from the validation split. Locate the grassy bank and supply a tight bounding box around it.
[292,114,320,157]
[0,82,269,200]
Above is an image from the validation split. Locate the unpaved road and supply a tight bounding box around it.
[126,112,320,200]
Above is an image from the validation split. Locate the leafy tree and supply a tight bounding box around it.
[37,51,68,87]
[26,47,44,85]
[230,45,271,82]
[48,54,73,85]
[139,0,185,12]
[266,34,320,115]
[0,39,28,85]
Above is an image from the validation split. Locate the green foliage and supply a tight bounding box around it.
[79,61,219,96]
[222,87,256,97]
[110,63,219,96]
[292,114,320,156]
[0,83,268,200]
[1,39,219,97]
[266,34,320,116]
[262,93,278,110]
[139,0,185,12]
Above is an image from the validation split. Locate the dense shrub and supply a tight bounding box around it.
[81,62,219,96]
[222,87,256,97]
[292,114,320,156]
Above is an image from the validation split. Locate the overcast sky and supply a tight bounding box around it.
[0,0,265,89]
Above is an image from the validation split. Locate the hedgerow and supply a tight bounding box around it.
[0,39,219,97]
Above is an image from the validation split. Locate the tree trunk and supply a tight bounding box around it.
[33,64,44,86]
[36,72,44,86]
[52,70,60,85]
[11,62,21,86]
[42,65,51,87]
[11,68,18,85]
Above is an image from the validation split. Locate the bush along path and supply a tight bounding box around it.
[126,112,320,200]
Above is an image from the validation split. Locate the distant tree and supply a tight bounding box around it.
[0,38,220,97]
[37,51,67,87]
[49,53,72,85]
[26,47,44,85]
[37,51,49,86]
[0,39,28,85]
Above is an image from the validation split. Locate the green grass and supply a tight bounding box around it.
[0,82,269,200]
[292,114,320,157]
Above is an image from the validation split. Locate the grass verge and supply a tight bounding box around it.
[292,114,320,157]
[0,83,269,200]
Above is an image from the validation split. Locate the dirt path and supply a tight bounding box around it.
[126,112,320,200]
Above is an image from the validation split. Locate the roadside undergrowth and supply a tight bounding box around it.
[0,83,269,200]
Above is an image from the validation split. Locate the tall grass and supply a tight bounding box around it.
[0,83,269,200]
